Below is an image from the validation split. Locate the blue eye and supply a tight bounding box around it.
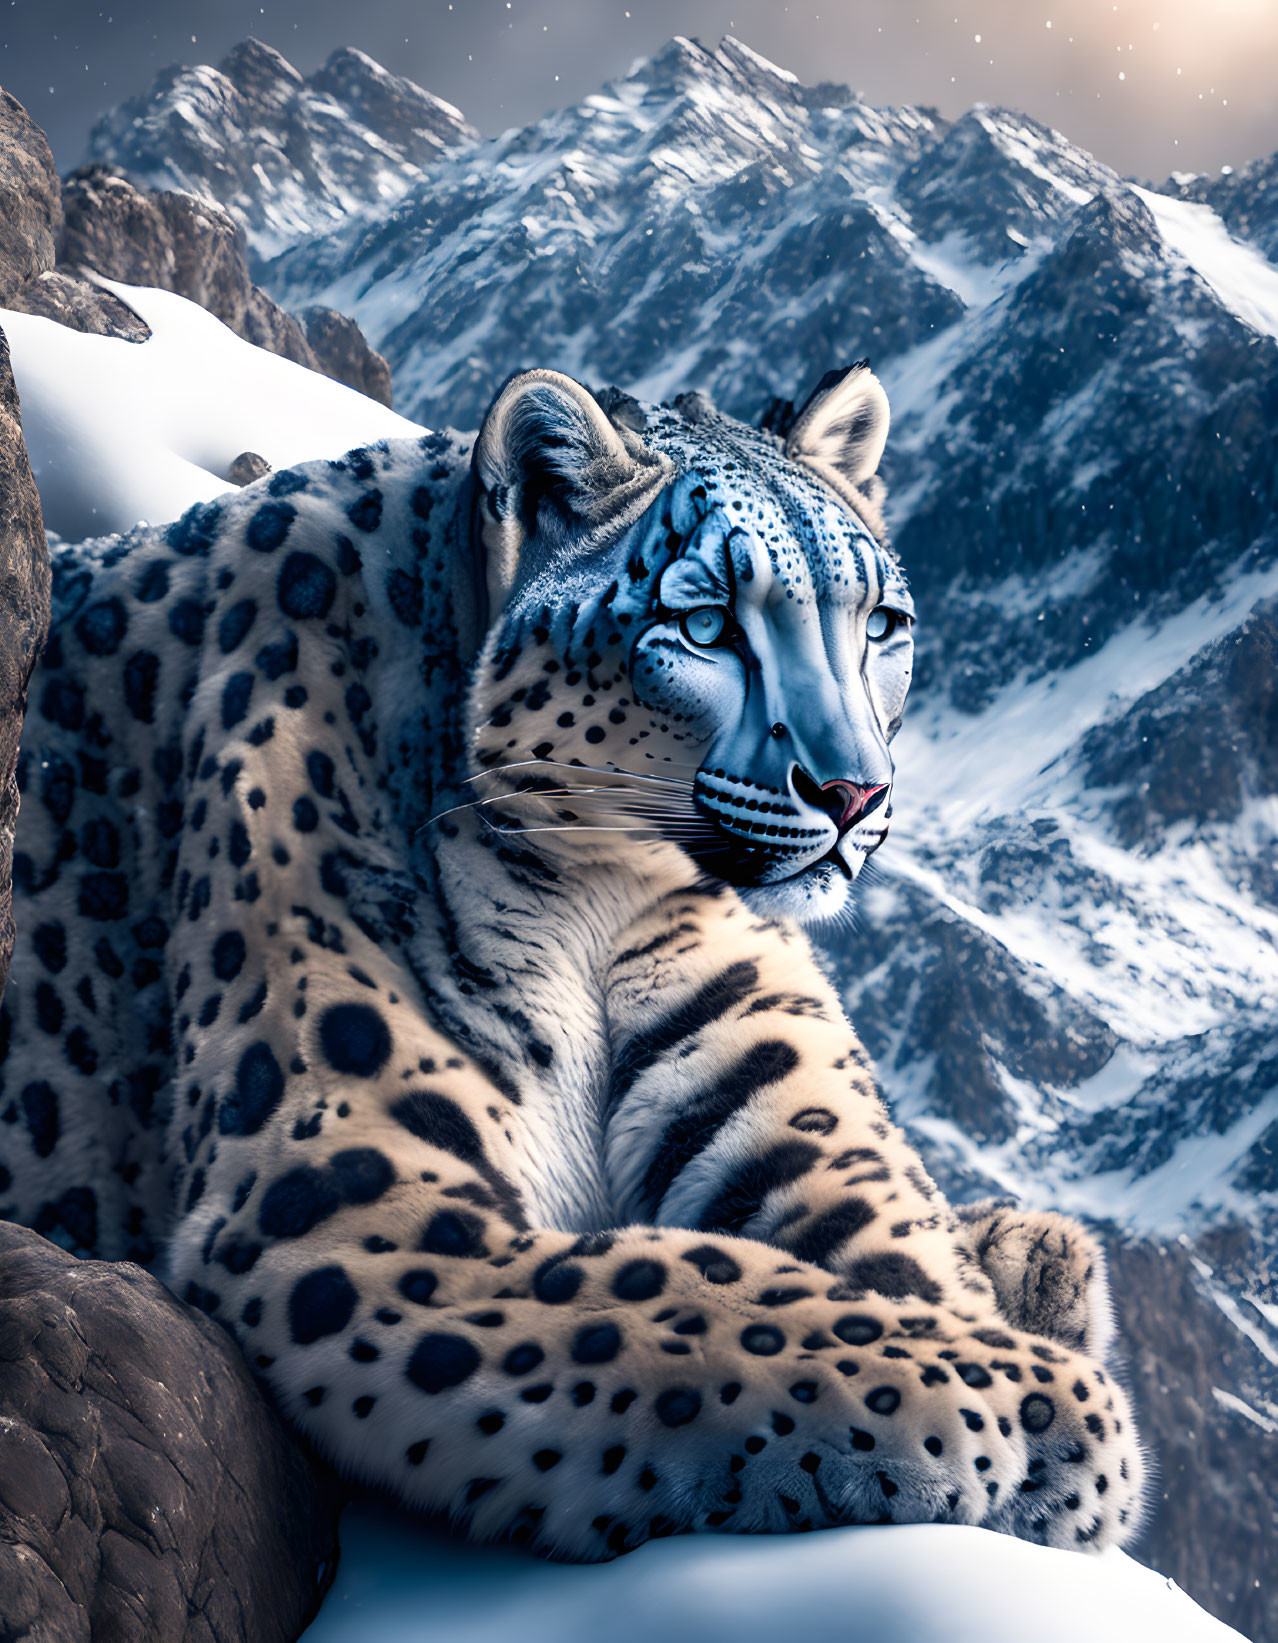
[680,606,732,647]
[865,607,898,642]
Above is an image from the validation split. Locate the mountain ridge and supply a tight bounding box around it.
[85,37,475,259]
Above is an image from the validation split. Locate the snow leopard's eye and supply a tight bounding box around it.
[680,606,733,647]
[865,606,900,643]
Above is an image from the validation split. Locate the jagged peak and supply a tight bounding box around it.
[714,36,800,85]
[217,38,304,94]
[1071,180,1161,244]
[1008,181,1167,290]
[311,44,472,131]
[636,35,719,87]
[629,33,806,101]
[320,45,390,80]
[666,34,714,62]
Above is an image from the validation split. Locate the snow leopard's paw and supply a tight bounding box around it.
[955,1202,1115,1361]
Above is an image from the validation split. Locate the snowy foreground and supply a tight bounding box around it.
[305,1506,1248,1643]
[1,279,422,541]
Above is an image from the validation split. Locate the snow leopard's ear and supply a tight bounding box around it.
[785,361,890,537]
[472,369,669,617]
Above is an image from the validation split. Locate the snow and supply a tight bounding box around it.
[1212,1388,1277,1434]
[720,36,801,84]
[861,181,1031,313]
[893,557,1278,833]
[895,227,1020,309]
[1058,1085,1278,1231]
[972,109,1095,208]
[304,1506,1249,1643]
[0,279,422,542]
[1134,186,1278,341]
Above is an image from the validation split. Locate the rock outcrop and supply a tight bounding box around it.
[0,88,60,302]
[57,164,315,366]
[0,89,154,340]
[226,450,273,486]
[299,306,392,406]
[7,267,151,340]
[0,329,49,998]
[0,1220,339,1643]
[0,87,392,400]
[49,165,393,401]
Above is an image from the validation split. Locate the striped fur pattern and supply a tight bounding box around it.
[0,370,1143,1558]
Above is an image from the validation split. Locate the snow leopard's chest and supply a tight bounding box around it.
[400,836,675,1234]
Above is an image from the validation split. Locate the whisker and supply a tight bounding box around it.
[478,809,720,837]
[631,758,705,775]
[417,782,704,836]
[464,784,669,812]
[464,757,695,791]
[472,802,727,847]
[480,821,679,838]
[417,755,752,861]
[567,793,700,813]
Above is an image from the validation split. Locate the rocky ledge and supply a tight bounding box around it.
[0,85,392,405]
[0,1220,339,1642]
[0,325,49,997]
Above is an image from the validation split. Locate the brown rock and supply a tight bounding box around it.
[243,283,315,368]
[0,1220,339,1642]
[56,163,174,289]
[156,187,254,322]
[57,164,389,394]
[300,305,393,406]
[0,87,61,303]
[0,327,50,998]
[58,164,320,370]
[7,267,151,341]
[227,450,272,486]
[2,112,386,395]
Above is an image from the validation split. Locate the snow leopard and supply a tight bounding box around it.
[0,363,1143,1557]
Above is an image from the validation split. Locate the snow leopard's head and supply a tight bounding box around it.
[465,367,912,924]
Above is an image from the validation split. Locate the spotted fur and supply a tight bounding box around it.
[0,369,1144,1557]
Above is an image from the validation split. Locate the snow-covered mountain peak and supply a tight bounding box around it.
[310,46,469,142]
[85,38,476,259]
[714,35,802,86]
[891,106,1114,262]
[217,37,305,98]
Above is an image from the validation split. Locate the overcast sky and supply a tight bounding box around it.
[3,0,1276,183]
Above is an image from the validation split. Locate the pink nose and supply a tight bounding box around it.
[819,779,889,832]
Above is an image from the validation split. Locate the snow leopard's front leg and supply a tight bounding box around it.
[173,917,1029,1557]
[599,885,1145,1550]
[170,889,1128,1556]
[954,1201,1116,1360]
[601,883,992,1312]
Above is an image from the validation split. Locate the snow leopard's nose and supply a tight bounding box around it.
[791,767,889,834]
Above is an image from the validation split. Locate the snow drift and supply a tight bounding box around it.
[0,278,421,541]
[303,1506,1249,1643]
